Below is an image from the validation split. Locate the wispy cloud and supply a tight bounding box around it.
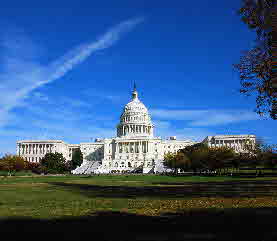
[150,109,260,126]
[0,17,144,127]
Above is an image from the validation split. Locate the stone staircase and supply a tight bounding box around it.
[130,164,143,173]
[71,161,101,175]
[154,160,171,173]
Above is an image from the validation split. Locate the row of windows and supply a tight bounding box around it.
[164,145,184,149]
[211,139,248,144]
[105,161,152,168]
[23,157,41,162]
[122,115,147,122]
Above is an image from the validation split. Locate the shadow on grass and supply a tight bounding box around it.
[1,208,277,241]
[48,180,277,198]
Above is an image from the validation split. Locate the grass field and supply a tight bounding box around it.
[1,175,277,240]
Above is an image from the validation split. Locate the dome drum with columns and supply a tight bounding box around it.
[16,84,256,174]
[117,85,154,138]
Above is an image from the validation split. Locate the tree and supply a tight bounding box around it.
[206,147,236,175]
[40,152,68,174]
[180,143,236,175]
[241,138,277,171]
[259,143,277,168]
[25,161,41,174]
[180,143,209,174]
[163,152,191,174]
[0,154,26,175]
[70,148,83,170]
[234,0,275,118]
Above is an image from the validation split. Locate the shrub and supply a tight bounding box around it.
[25,161,42,174]
[0,154,26,174]
[40,152,68,174]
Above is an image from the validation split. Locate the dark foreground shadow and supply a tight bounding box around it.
[1,208,277,241]
[49,180,277,198]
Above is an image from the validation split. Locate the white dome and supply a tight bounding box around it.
[117,86,154,138]
[124,98,148,114]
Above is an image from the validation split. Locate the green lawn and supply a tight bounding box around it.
[1,175,277,219]
[1,175,277,240]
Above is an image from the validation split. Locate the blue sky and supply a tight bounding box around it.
[0,0,275,155]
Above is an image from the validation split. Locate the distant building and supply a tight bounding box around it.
[202,135,256,153]
[16,85,255,174]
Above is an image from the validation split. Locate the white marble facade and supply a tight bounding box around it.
[17,86,256,174]
[202,135,256,153]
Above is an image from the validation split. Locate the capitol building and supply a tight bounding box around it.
[16,86,256,174]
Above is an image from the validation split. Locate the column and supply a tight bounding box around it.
[144,142,146,153]
[16,144,19,155]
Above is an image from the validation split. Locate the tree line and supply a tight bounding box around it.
[0,149,83,176]
[163,142,277,175]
